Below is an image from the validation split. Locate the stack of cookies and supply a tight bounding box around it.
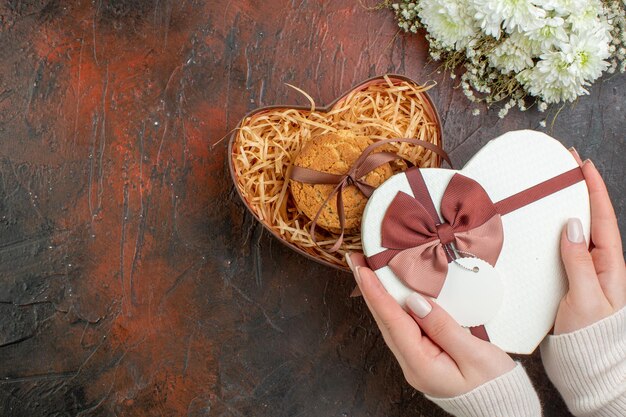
[290,130,393,233]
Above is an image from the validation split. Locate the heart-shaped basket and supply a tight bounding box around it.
[228,75,444,270]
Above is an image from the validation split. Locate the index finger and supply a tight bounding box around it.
[353,264,429,363]
[582,160,623,260]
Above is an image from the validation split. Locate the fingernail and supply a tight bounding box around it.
[345,253,361,284]
[568,147,580,159]
[567,218,584,243]
[583,159,594,168]
[353,266,362,285]
[345,252,355,272]
[406,292,432,318]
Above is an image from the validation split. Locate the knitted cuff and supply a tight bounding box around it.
[425,363,542,417]
[540,306,626,417]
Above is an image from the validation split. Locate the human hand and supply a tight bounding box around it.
[554,154,626,334]
[346,253,515,398]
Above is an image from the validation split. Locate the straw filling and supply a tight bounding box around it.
[231,76,442,268]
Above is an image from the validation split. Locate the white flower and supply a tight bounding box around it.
[517,52,587,102]
[526,16,568,50]
[418,0,479,49]
[537,0,588,16]
[561,32,611,82]
[516,17,610,103]
[471,0,546,39]
[566,0,604,32]
[489,31,539,73]
[390,0,622,113]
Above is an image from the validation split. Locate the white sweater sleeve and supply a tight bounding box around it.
[425,363,542,417]
[540,306,626,417]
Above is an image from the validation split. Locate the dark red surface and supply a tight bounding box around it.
[0,1,624,416]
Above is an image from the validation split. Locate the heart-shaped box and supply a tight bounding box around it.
[228,75,444,271]
[362,130,591,354]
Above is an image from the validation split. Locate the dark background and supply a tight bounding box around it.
[0,1,624,416]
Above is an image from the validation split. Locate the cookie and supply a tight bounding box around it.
[290,130,393,233]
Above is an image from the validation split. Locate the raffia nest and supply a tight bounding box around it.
[229,75,443,270]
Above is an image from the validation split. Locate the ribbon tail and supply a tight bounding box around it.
[309,182,343,245]
[349,286,362,298]
[470,325,490,341]
[290,166,345,184]
[387,241,449,297]
[453,216,504,267]
[328,183,346,252]
[355,181,375,197]
[354,151,404,181]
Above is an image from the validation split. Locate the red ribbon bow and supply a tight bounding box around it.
[368,172,504,298]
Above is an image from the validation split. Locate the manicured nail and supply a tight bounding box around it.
[353,266,362,285]
[345,252,355,272]
[568,147,580,159]
[406,292,432,318]
[567,218,584,243]
[583,159,594,168]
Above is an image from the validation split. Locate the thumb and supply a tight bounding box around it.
[560,218,603,301]
[405,292,483,364]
